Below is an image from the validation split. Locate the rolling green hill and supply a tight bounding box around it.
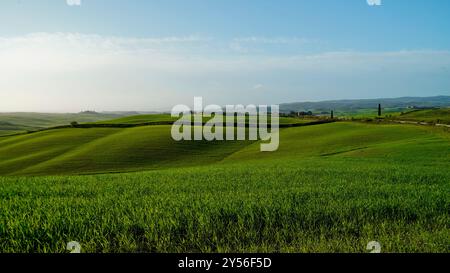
[0,121,34,136]
[0,112,130,136]
[93,114,314,126]
[0,121,448,253]
[0,126,255,176]
[0,113,317,176]
[395,108,450,124]
[2,122,448,176]
[225,122,450,163]
[0,113,322,174]
[280,96,450,114]
[92,114,178,125]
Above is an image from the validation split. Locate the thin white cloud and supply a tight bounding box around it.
[67,0,82,6]
[253,84,265,90]
[367,0,382,6]
[229,36,317,54]
[233,36,313,45]
[0,33,448,112]
[229,41,249,53]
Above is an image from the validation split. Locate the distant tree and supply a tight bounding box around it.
[70,121,79,127]
[298,111,313,117]
[331,110,334,119]
[378,104,382,117]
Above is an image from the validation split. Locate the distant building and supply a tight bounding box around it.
[407,106,437,110]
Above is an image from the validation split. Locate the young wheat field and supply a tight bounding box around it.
[0,121,448,253]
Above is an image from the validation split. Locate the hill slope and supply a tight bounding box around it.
[0,126,254,176]
[395,108,450,124]
[92,114,314,126]
[0,122,448,253]
[280,96,450,114]
[0,112,130,136]
[0,122,448,176]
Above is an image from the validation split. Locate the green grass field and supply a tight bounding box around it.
[334,108,405,118]
[0,116,449,253]
[0,112,129,136]
[91,114,178,125]
[92,113,314,126]
[0,126,254,176]
[395,108,450,124]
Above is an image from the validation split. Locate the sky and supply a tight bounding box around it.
[1,0,450,112]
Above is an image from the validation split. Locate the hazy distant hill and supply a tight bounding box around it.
[280,96,450,113]
[0,112,129,136]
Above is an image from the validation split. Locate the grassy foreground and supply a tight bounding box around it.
[0,122,449,253]
[0,159,448,253]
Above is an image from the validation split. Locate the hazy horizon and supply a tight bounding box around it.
[0,94,447,114]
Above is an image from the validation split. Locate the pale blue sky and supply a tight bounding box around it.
[1,0,450,112]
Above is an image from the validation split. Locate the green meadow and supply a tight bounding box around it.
[0,113,449,253]
[395,108,450,124]
[0,112,128,137]
[91,114,313,126]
